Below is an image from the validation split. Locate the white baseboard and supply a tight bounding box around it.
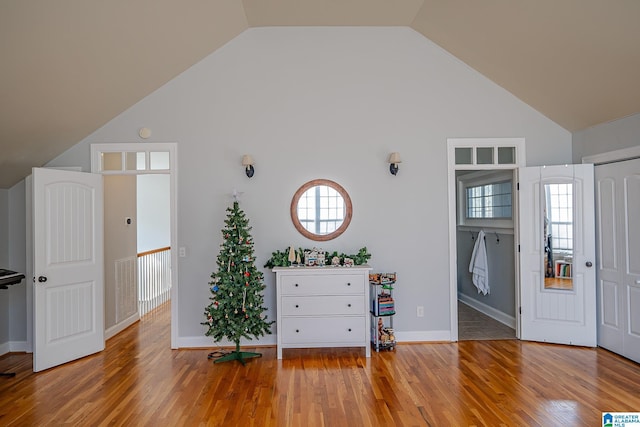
[0,340,28,356]
[395,330,451,342]
[10,341,28,352]
[458,293,516,329]
[105,313,140,340]
[175,331,452,349]
[176,335,277,349]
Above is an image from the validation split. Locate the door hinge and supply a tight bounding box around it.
[516,182,519,190]
[518,244,520,252]
[519,306,522,314]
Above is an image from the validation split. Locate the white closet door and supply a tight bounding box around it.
[596,158,640,363]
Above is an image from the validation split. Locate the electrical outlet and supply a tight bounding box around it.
[417,306,424,317]
[179,247,186,258]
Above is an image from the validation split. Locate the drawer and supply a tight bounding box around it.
[280,295,365,316]
[280,316,366,344]
[280,274,364,295]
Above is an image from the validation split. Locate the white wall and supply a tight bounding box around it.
[573,112,640,161]
[1,181,27,354]
[0,189,9,350]
[8,181,26,343]
[0,190,7,265]
[104,175,137,330]
[137,174,170,253]
[457,231,516,317]
[42,27,572,344]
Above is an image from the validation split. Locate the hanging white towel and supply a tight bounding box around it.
[469,230,490,295]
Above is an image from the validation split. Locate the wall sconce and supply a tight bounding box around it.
[388,152,401,175]
[242,155,255,178]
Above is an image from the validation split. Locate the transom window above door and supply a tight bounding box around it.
[452,141,524,169]
[98,151,170,173]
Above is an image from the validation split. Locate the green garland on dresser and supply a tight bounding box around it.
[264,247,371,268]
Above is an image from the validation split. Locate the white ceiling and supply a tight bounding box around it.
[1,0,639,188]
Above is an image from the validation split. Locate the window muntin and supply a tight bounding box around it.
[298,184,345,235]
[97,150,169,173]
[466,181,512,219]
[453,144,518,166]
[545,183,573,251]
[456,169,514,229]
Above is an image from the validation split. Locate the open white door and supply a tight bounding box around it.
[33,168,104,372]
[518,164,596,346]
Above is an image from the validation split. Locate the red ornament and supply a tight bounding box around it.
[244,271,250,277]
[245,282,249,287]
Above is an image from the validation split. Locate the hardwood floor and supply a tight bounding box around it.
[2,303,640,426]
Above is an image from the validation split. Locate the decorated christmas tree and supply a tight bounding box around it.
[203,200,273,364]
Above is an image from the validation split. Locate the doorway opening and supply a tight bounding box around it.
[91,143,178,348]
[136,174,171,317]
[447,138,525,341]
[455,169,517,340]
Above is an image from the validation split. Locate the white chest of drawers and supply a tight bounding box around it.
[273,266,372,359]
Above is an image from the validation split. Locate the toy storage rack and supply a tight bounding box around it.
[369,273,396,351]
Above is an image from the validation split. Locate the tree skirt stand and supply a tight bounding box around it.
[213,342,261,365]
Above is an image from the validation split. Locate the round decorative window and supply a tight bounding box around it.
[290,179,352,241]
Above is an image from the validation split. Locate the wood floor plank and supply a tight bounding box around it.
[2,302,640,426]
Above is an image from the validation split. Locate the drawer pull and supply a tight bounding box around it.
[295,283,299,287]
[348,328,352,332]
[295,304,299,308]
[347,304,352,307]
[296,329,300,333]
[347,282,351,286]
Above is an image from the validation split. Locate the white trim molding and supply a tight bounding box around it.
[105,313,140,340]
[458,293,516,329]
[582,145,640,165]
[176,335,277,349]
[447,137,525,342]
[91,142,179,349]
[0,341,29,356]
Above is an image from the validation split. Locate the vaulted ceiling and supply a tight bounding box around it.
[1,0,639,188]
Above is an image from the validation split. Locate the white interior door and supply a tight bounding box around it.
[33,168,104,372]
[596,158,640,363]
[518,164,596,346]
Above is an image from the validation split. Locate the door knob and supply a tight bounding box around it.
[585,261,593,267]
[38,276,47,283]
